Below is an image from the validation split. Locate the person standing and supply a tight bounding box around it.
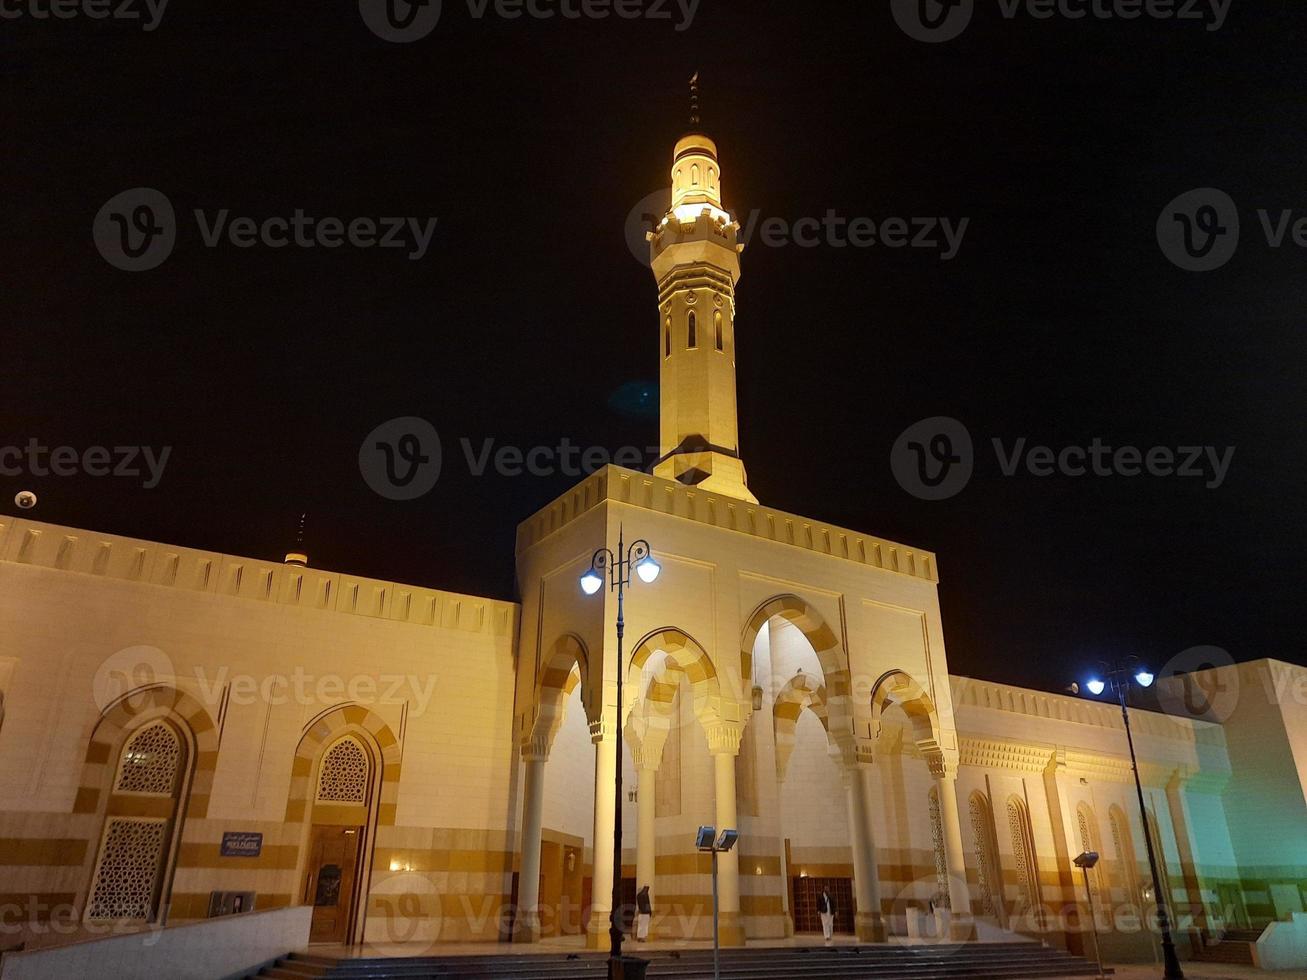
[818,887,836,944]
[636,884,653,942]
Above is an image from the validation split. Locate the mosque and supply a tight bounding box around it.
[0,119,1303,967]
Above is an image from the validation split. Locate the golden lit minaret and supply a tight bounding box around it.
[648,74,757,504]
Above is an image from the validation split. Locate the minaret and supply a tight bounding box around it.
[648,74,757,504]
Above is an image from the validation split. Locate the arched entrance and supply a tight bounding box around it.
[286,705,402,946]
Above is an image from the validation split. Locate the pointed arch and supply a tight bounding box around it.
[525,633,591,755]
[286,703,401,826]
[1109,804,1140,901]
[76,685,219,821]
[968,790,1002,922]
[1076,802,1104,904]
[627,627,722,727]
[739,594,850,698]
[772,672,831,780]
[868,669,941,751]
[76,685,218,925]
[1006,795,1040,926]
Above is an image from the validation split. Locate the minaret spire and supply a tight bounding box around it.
[284,512,309,566]
[646,86,756,503]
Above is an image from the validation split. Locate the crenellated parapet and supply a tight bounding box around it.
[515,465,938,583]
[0,517,518,637]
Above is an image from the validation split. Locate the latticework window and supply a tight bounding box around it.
[929,789,950,907]
[115,722,181,796]
[968,796,996,915]
[1078,807,1103,899]
[316,737,370,804]
[1007,801,1034,910]
[1110,809,1135,895]
[86,818,167,920]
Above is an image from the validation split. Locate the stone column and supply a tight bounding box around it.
[707,722,746,946]
[628,722,666,911]
[1165,770,1207,934]
[637,765,657,896]
[587,727,618,949]
[516,747,548,942]
[934,763,974,939]
[845,764,886,941]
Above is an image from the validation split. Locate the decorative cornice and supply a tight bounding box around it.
[959,736,1055,774]
[515,465,938,584]
[0,518,517,638]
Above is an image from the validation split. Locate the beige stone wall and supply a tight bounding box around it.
[0,517,519,950]
[0,495,1297,954]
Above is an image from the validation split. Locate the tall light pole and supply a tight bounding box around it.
[1077,657,1185,980]
[581,527,660,980]
[696,826,739,980]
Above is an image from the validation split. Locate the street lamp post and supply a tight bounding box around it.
[581,527,660,980]
[1077,657,1185,980]
[696,826,740,980]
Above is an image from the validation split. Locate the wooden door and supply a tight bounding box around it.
[790,876,855,935]
[307,825,362,944]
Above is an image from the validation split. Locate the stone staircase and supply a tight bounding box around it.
[250,941,1111,979]
[1194,926,1264,966]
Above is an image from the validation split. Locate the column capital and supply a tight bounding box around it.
[927,750,960,780]
[631,737,666,771]
[704,721,744,756]
[520,743,550,764]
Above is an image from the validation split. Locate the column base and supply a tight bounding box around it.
[947,913,975,941]
[856,911,887,943]
[783,914,795,938]
[514,912,541,944]
[586,919,611,949]
[716,911,747,947]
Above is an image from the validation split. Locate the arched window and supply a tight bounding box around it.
[691,163,700,186]
[968,792,999,917]
[316,736,371,805]
[87,720,189,922]
[687,311,697,349]
[708,166,717,190]
[1077,804,1104,903]
[665,317,672,358]
[929,787,950,907]
[1007,798,1039,920]
[1110,805,1139,901]
[714,311,724,351]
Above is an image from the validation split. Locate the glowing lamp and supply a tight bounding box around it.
[580,570,603,596]
[1086,678,1107,696]
[1134,670,1155,688]
[635,555,661,584]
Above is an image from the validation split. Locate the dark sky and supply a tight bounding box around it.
[5,1,1305,697]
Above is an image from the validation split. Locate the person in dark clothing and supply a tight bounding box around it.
[818,888,836,943]
[636,885,653,941]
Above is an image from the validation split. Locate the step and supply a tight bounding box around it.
[296,944,1108,980]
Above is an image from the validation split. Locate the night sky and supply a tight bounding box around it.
[6,1,1305,697]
